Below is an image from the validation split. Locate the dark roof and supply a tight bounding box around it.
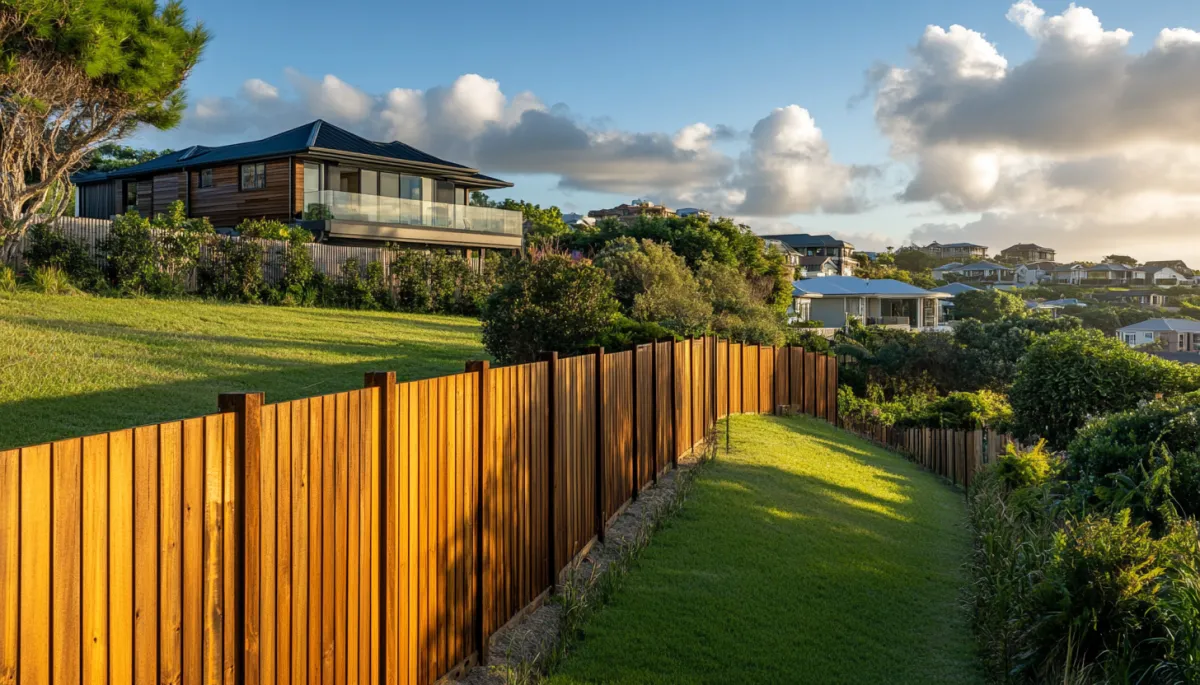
[1144,260,1193,276]
[1001,243,1053,252]
[798,255,835,267]
[934,242,987,249]
[771,233,853,249]
[72,120,511,187]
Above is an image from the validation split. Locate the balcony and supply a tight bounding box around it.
[304,190,523,237]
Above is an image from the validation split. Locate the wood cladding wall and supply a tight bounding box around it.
[152,172,186,216]
[188,158,293,227]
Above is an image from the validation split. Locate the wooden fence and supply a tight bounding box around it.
[2,216,484,284]
[839,417,1023,488]
[0,338,837,685]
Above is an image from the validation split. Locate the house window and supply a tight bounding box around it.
[124,181,138,211]
[240,162,267,190]
[198,169,213,188]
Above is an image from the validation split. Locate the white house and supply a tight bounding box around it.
[1116,319,1200,352]
[1015,261,1056,285]
[1136,265,1189,285]
[791,276,950,329]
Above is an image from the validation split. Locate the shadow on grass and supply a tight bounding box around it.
[547,414,980,685]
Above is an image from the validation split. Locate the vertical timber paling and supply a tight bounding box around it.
[590,347,606,544]
[539,351,558,590]
[465,360,490,666]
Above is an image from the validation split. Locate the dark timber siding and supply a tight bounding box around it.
[188,158,292,227]
[152,172,186,216]
[76,181,118,219]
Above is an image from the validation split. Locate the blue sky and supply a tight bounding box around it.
[139,0,1200,262]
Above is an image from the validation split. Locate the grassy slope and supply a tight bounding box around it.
[548,414,981,685]
[0,293,483,449]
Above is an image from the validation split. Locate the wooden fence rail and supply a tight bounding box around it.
[0,338,837,685]
[839,416,1023,488]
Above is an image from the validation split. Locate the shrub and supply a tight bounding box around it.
[198,238,264,303]
[101,211,157,292]
[952,289,1026,323]
[235,217,292,241]
[590,316,675,350]
[596,238,711,336]
[0,265,16,295]
[1011,329,1200,448]
[30,265,77,295]
[481,252,619,364]
[784,328,832,354]
[1022,512,1200,681]
[102,201,212,294]
[23,223,102,288]
[992,440,1059,490]
[281,229,317,305]
[899,390,1013,430]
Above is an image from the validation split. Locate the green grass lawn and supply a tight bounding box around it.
[0,293,483,449]
[547,414,982,685]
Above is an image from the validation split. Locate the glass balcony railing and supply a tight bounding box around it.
[303,190,523,236]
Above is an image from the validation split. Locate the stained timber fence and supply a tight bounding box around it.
[0,338,837,685]
[839,416,1024,489]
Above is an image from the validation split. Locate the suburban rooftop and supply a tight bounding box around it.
[792,275,949,298]
[1118,318,1200,333]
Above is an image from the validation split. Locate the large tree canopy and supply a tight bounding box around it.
[0,0,208,256]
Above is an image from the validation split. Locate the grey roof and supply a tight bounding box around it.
[772,233,853,249]
[72,119,512,187]
[1043,298,1087,307]
[931,282,979,295]
[934,242,987,249]
[1054,263,1085,272]
[933,262,963,271]
[1088,263,1135,272]
[1117,318,1200,333]
[1002,243,1053,252]
[798,255,835,267]
[792,276,948,298]
[957,260,1011,272]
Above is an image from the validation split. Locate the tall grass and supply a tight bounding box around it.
[30,265,77,295]
[0,265,16,295]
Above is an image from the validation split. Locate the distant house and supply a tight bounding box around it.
[770,234,856,276]
[561,212,596,229]
[1092,290,1169,307]
[932,262,963,280]
[1015,261,1057,285]
[1052,263,1086,284]
[676,207,710,219]
[1116,319,1200,353]
[1082,263,1138,283]
[796,256,839,278]
[588,199,676,223]
[791,276,949,329]
[920,241,988,259]
[960,260,1015,282]
[999,243,1056,263]
[1136,265,1189,285]
[763,238,803,279]
[1144,260,1194,279]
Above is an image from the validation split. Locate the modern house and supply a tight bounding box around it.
[932,262,963,280]
[587,199,676,223]
[763,238,802,279]
[919,241,988,259]
[1144,260,1194,279]
[1092,290,1169,307]
[1081,263,1138,283]
[797,256,839,278]
[71,120,523,251]
[771,234,856,276]
[791,276,949,329]
[1137,265,1189,285]
[955,260,1015,283]
[1015,261,1056,285]
[676,207,711,219]
[1116,319,1200,353]
[999,243,1056,263]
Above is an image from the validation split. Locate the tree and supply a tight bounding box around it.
[1010,329,1200,448]
[952,289,1026,323]
[595,238,711,336]
[481,252,619,364]
[0,0,208,259]
[84,144,173,172]
[1103,254,1138,265]
[470,190,499,208]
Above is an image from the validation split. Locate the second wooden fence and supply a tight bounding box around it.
[0,338,837,685]
[839,417,1023,488]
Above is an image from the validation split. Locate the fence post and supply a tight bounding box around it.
[711,334,718,431]
[217,390,264,685]
[590,346,607,543]
[630,346,639,502]
[364,371,396,685]
[465,360,491,664]
[651,341,659,485]
[539,351,558,587]
[756,344,763,414]
[669,340,678,470]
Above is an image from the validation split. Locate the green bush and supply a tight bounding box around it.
[23,223,102,288]
[30,265,77,295]
[992,440,1059,490]
[1011,329,1200,448]
[0,265,17,295]
[898,390,1013,430]
[197,238,264,303]
[481,252,619,364]
[952,289,1026,323]
[102,202,212,294]
[784,328,832,354]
